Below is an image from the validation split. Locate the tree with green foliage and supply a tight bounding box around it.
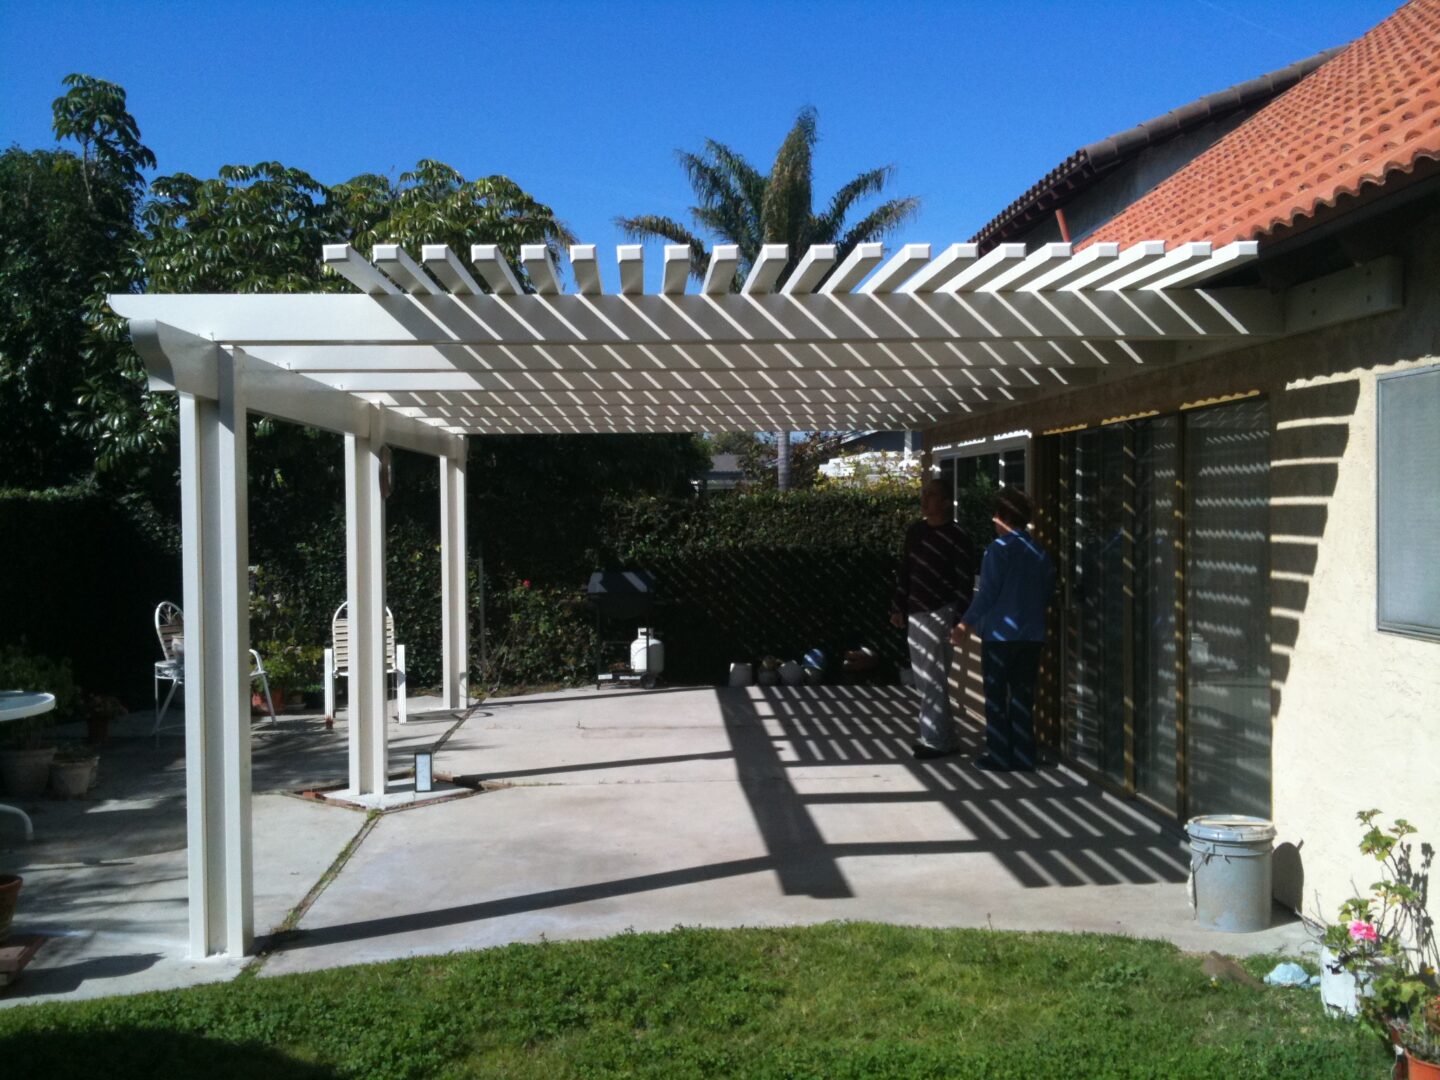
[337,159,576,278]
[137,154,583,567]
[0,74,158,488]
[738,432,844,491]
[616,107,919,488]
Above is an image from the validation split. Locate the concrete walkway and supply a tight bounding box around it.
[1,685,1309,1005]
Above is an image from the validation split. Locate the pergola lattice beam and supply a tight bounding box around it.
[115,239,1274,438]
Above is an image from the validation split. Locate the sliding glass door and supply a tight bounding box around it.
[1063,426,1127,785]
[1183,400,1272,817]
[1134,416,1180,806]
[1057,400,1271,818]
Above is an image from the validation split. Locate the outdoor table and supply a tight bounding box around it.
[0,691,54,842]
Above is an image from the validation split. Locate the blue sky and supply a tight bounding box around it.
[1,0,1400,259]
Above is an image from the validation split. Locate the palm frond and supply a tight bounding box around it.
[613,215,711,278]
[615,214,703,247]
[697,141,766,210]
[761,108,817,249]
[836,197,922,254]
[811,165,896,242]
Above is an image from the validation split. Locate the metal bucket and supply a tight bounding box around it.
[1186,815,1276,933]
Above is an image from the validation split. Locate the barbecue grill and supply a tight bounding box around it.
[586,571,664,688]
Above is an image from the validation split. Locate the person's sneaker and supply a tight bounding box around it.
[912,743,959,760]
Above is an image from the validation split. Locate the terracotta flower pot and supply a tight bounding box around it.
[0,875,21,944]
[1407,1051,1440,1080]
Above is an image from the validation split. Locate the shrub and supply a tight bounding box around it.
[0,643,78,747]
[483,581,596,690]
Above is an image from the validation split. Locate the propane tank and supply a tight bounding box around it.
[630,628,665,675]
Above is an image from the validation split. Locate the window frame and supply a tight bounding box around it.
[1376,362,1440,642]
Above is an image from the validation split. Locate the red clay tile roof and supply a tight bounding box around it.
[1083,0,1440,249]
[970,48,1340,251]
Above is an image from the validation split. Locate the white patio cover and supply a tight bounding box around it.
[111,235,1363,961]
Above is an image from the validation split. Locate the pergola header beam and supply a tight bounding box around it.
[110,287,1279,348]
[241,339,1163,374]
[131,321,464,459]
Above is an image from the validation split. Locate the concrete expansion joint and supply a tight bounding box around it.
[241,810,383,979]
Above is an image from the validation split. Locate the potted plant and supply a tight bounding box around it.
[255,641,323,714]
[49,744,98,798]
[0,645,76,798]
[81,693,126,744]
[1392,998,1440,1080]
[1319,811,1438,1077]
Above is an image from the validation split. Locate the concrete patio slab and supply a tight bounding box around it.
[2,685,1311,1006]
[261,685,1310,980]
[0,697,462,1004]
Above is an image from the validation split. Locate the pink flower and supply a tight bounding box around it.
[1348,920,1379,943]
[522,579,531,589]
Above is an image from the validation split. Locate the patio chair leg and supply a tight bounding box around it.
[323,650,335,724]
[259,672,277,725]
[155,678,180,747]
[396,644,407,725]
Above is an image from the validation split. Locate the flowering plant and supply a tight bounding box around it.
[1320,810,1437,1047]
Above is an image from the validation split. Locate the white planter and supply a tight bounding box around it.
[728,662,753,687]
[779,661,804,686]
[1319,945,1371,1016]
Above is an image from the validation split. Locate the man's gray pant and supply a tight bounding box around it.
[908,603,959,751]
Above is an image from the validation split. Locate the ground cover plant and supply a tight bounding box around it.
[0,924,1390,1079]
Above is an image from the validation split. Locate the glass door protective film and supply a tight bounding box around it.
[1183,399,1272,818]
[1133,417,1180,807]
[1062,426,1127,784]
[1058,400,1271,819]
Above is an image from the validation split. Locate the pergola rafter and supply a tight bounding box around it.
[116,238,1273,438]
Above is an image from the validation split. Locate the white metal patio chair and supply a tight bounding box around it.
[323,602,407,726]
[153,601,276,744]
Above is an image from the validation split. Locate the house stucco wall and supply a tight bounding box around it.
[928,212,1440,925]
[1271,355,1440,921]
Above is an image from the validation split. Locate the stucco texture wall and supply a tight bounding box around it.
[1270,356,1440,922]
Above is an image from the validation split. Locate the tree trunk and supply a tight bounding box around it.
[775,431,792,491]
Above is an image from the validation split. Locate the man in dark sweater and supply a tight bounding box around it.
[891,479,974,759]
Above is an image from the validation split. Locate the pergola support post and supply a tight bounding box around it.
[178,347,253,959]
[439,446,469,709]
[345,408,389,797]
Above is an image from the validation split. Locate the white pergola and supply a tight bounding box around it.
[110,235,1388,959]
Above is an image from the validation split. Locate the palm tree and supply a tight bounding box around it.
[616,107,920,486]
[617,106,918,288]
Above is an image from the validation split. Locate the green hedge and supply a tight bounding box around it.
[247,488,932,691]
[0,485,179,707]
[589,490,916,684]
[0,480,998,701]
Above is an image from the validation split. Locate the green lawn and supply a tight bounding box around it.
[0,924,1391,1080]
